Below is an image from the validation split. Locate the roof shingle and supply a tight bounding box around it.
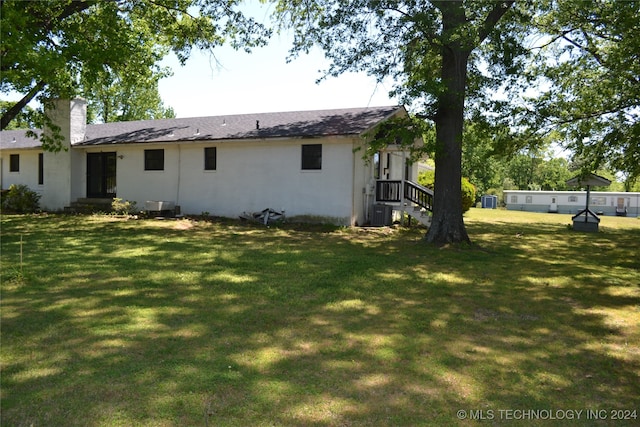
[0,106,403,149]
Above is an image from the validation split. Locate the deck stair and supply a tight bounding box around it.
[375,180,434,227]
[409,205,432,226]
[65,198,114,214]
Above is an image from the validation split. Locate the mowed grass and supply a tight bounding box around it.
[1,210,639,426]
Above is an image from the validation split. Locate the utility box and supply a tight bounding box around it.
[481,195,498,209]
[572,213,600,232]
[145,200,176,217]
[371,204,393,226]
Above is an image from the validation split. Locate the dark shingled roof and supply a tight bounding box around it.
[1,106,404,149]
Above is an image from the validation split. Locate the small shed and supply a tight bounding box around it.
[481,195,498,209]
[566,173,611,232]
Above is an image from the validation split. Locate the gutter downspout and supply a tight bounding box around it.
[176,144,181,208]
[400,149,406,226]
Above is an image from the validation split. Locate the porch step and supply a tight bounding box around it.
[65,198,114,214]
[410,206,432,227]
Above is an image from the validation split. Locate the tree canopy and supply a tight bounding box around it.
[0,0,270,142]
[520,0,640,186]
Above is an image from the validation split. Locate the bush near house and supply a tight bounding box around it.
[418,170,476,213]
[1,184,40,213]
[111,198,138,215]
[461,177,476,212]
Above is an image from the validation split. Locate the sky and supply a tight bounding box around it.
[157,36,399,119]
[3,1,398,120]
[157,1,398,118]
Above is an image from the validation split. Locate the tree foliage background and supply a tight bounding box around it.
[0,0,270,139]
[519,0,640,186]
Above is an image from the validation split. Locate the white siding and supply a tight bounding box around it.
[113,137,358,225]
[0,150,41,192]
[504,190,640,216]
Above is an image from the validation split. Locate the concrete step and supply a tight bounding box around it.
[407,206,431,226]
[65,198,114,213]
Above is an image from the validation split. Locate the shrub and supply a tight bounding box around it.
[111,198,137,215]
[417,170,435,189]
[461,177,476,213]
[417,170,476,213]
[1,184,41,213]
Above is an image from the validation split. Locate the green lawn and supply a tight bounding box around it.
[1,210,639,426]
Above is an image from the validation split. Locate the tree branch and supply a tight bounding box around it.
[0,81,45,130]
[477,1,515,44]
[562,33,605,66]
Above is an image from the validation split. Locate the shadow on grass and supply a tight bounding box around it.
[1,214,639,426]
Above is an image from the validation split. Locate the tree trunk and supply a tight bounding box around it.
[425,2,471,244]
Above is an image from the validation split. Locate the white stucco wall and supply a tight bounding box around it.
[0,149,42,194]
[112,137,360,225]
[352,142,375,226]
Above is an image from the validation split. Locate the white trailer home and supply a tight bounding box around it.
[1,99,432,226]
[504,190,640,217]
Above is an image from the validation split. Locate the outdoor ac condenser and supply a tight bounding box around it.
[371,204,392,226]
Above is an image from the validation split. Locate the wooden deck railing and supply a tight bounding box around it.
[404,180,433,212]
[375,180,434,213]
[375,180,402,203]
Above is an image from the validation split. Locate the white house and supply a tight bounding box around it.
[1,99,432,226]
[504,190,640,217]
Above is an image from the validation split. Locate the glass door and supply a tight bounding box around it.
[87,152,116,198]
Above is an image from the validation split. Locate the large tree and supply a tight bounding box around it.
[516,0,640,188]
[274,0,522,244]
[0,0,269,141]
[82,70,176,123]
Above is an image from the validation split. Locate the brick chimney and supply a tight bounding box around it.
[40,98,87,211]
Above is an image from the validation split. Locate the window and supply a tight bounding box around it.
[568,195,578,203]
[204,147,217,170]
[591,196,606,206]
[144,149,164,171]
[9,154,19,172]
[38,153,44,184]
[510,195,518,203]
[301,144,322,170]
[526,196,533,204]
[373,152,380,180]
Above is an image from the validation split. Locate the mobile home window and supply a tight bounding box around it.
[9,154,19,172]
[38,153,44,184]
[526,196,533,204]
[510,195,518,203]
[204,147,217,170]
[301,144,322,170]
[568,195,578,202]
[144,149,164,171]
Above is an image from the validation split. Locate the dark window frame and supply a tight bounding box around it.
[38,153,44,184]
[204,147,217,171]
[144,149,164,171]
[9,154,19,172]
[301,144,322,170]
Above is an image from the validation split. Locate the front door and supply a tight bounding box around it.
[87,152,116,198]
